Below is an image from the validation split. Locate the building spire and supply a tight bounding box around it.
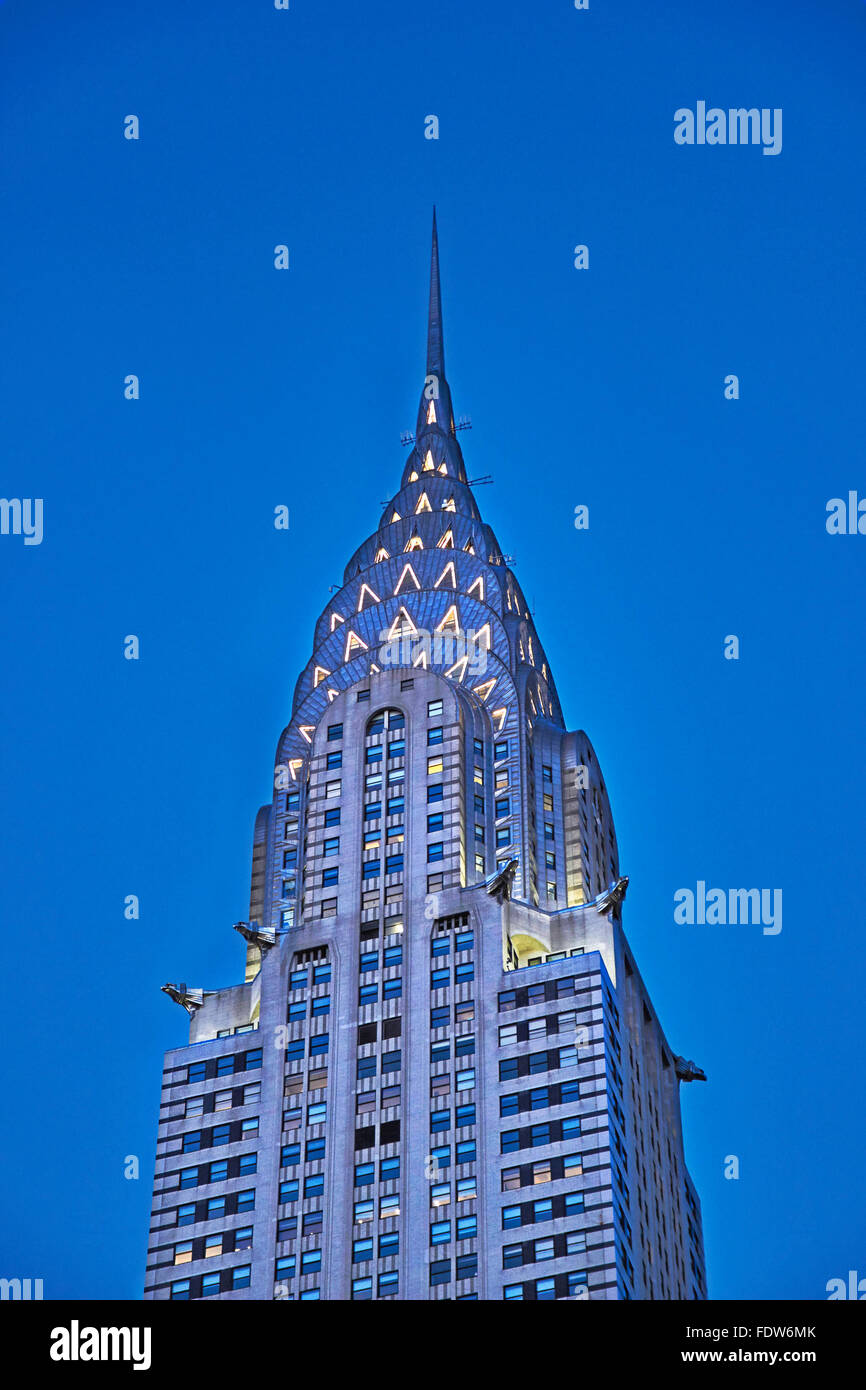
[403,210,466,488]
[427,207,445,381]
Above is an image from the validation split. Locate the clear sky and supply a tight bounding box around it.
[1,0,864,1300]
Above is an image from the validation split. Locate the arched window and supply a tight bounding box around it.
[366,707,405,735]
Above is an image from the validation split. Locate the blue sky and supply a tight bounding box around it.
[1,0,864,1299]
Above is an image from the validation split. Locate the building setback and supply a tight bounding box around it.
[144,215,708,1302]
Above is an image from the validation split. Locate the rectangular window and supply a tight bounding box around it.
[321,867,339,887]
[327,723,343,741]
[427,842,444,862]
[427,812,444,833]
[325,779,341,799]
[323,836,340,856]
[494,740,508,760]
[326,751,342,769]
[427,727,444,745]
[364,801,381,821]
[427,783,443,803]
[427,756,444,775]
[427,699,443,716]
[430,1220,451,1246]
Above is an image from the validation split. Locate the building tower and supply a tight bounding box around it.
[145,214,708,1302]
